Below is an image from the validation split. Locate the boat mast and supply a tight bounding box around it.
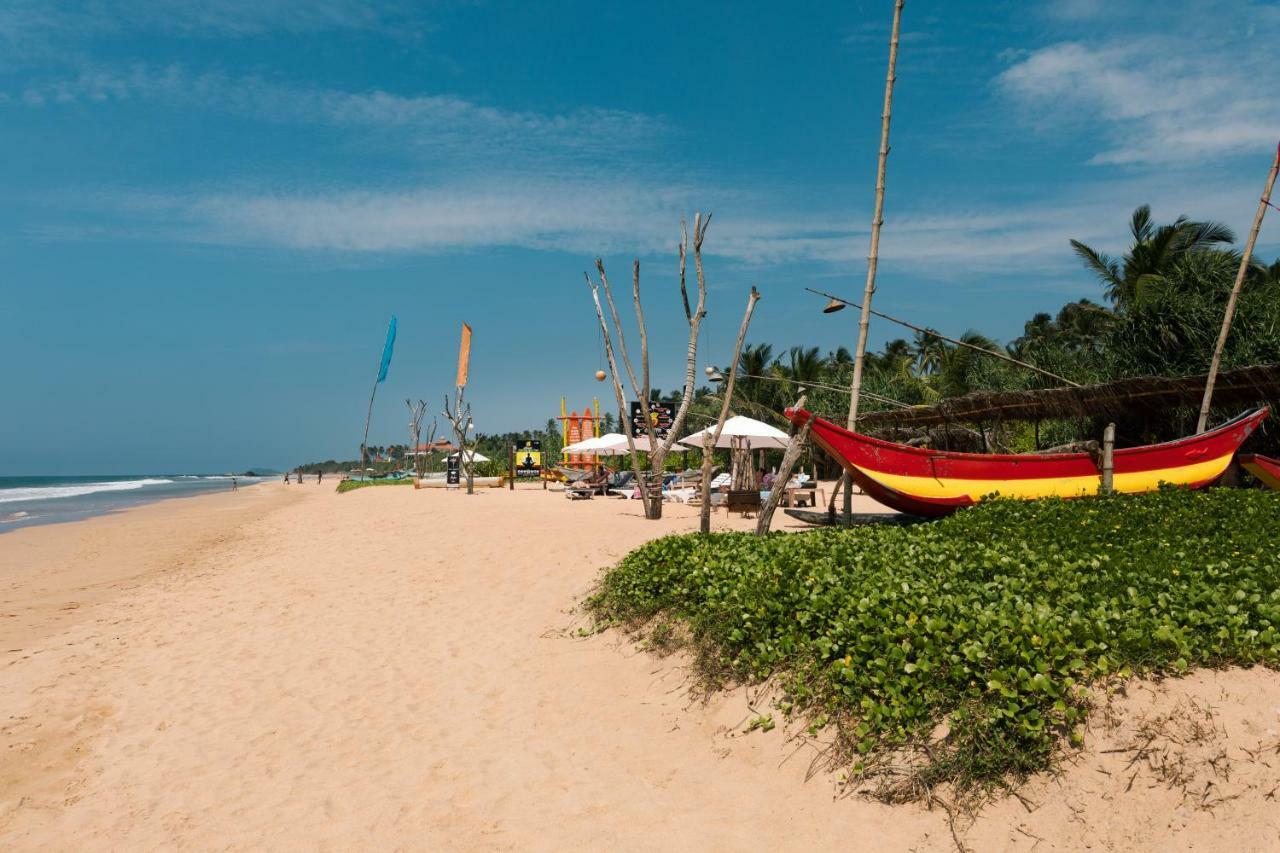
[843,0,904,526]
[1196,141,1280,433]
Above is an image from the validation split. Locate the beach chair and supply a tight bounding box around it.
[605,471,635,497]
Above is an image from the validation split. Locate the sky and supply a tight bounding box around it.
[3,0,1279,474]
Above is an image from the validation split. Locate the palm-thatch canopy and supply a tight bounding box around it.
[856,363,1280,429]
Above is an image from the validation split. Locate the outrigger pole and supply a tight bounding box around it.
[807,287,1081,387]
[1196,141,1280,433]
[842,0,904,527]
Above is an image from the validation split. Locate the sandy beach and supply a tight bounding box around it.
[2,482,1278,851]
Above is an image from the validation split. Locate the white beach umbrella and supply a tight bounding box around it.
[597,432,652,453]
[677,415,791,450]
[564,433,653,456]
[561,435,609,454]
[449,449,490,463]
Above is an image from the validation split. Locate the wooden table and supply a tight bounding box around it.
[782,486,826,508]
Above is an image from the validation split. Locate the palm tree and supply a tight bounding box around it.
[780,346,824,391]
[911,332,946,376]
[1070,205,1235,309]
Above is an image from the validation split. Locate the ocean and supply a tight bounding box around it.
[0,475,267,532]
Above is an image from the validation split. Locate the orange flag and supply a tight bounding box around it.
[456,323,472,388]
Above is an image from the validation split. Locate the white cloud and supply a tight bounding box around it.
[50,166,1273,281]
[0,0,417,42]
[13,64,666,160]
[997,33,1280,166]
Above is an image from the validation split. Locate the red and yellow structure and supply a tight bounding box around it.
[786,406,1270,517]
[558,397,600,471]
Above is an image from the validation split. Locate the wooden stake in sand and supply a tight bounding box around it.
[842,0,904,527]
[1196,141,1280,433]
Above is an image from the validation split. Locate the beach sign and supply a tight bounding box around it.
[629,400,675,439]
[446,454,460,486]
[514,440,542,477]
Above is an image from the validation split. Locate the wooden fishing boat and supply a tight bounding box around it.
[1239,454,1280,490]
[785,407,1270,517]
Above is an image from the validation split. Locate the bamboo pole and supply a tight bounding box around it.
[1196,141,1280,433]
[843,0,904,527]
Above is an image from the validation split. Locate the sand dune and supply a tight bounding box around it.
[2,483,1277,850]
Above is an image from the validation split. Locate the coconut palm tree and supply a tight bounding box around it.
[1070,205,1235,309]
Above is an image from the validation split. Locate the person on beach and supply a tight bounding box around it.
[232,476,238,491]
[317,471,323,484]
[284,472,291,485]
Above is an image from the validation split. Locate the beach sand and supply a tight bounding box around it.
[2,482,1278,851]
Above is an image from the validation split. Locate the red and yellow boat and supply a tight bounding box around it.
[1240,454,1280,490]
[785,407,1270,517]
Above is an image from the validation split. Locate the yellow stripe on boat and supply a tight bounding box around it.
[853,452,1235,502]
[1241,460,1280,491]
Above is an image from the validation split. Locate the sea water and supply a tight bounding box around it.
[0,475,265,532]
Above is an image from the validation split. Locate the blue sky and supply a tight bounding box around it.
[3,0,1279,473]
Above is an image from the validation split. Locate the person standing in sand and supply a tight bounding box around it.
[284,472,291,485]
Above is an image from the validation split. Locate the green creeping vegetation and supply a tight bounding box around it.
[588,488,1280,796]
[335,477,415,493]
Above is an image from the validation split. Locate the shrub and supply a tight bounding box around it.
[588,487,1280,795]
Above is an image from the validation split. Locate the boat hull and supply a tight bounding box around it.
[786,407,1269,517]
[1240,454,1280,490]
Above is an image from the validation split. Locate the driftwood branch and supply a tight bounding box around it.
[756,393,812,535]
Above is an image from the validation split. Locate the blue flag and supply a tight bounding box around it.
[376,315,397,383]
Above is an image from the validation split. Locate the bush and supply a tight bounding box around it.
[588,487,1280,795]
[335,478,414,493]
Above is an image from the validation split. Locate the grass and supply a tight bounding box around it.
[587,487,1280,800]
[336,477,415,493]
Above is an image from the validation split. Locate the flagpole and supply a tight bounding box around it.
[361,316,397,474]
[360,369,380,473]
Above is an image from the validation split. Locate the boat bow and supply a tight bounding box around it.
[786,407,1270,517]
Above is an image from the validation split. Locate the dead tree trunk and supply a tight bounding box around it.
[756,394,812,535]
[585,215,711,519]
[443,389,474,494]
[699,287,761,533]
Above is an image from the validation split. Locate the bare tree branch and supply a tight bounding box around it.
[586,270,652,511]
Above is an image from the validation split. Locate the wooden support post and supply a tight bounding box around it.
[1100,423,1115,494]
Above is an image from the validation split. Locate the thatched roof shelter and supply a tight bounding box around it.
[857,363,1280,429]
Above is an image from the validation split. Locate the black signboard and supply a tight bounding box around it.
[514,439,542,477]
[446,455,460,485]
[629,400,675,439]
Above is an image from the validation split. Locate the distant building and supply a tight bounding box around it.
[412,439,458,456]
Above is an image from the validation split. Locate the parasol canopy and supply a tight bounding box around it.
[677,416,790,450]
